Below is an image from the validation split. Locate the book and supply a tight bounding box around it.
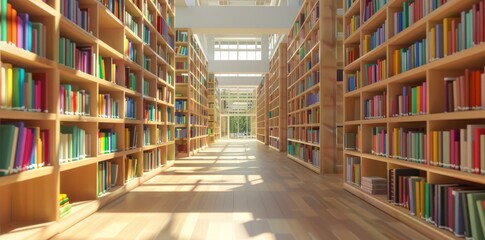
[466,192,485,240]
[0,124,18,176]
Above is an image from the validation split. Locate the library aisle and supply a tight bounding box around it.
[53,140,428,240]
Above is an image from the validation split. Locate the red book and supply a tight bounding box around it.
[482,200,485,209]
[22,128,33,171]
[480,1,484,43]
[473,128,485,173]
[465,69,471,109]
[476,70,482,108]
[32,73,46,112]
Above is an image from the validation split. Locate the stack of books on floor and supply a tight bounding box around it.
[361,176,387,195]
[59,194,72,218]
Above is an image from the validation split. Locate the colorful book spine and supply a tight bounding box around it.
[176,141,187,153]
[175,99,187,111]
[59,84,90,116]
[142,24,150,45]
[391,82,427,117]
[394,0,428,35]
[364,58,387,86]
[97,160,118,196]
[60,125,90,163]
[144,103,155,121]
[175,127,187,138]
[124,96,137,119]
[364,91,387,119]
[124,68,137,91]
[59,37,93,74]
[346,15,360,37]
[346,46,359,65]
[143,126,150,146]
[143,148,161,172]
[98,0,124,21]
[143,55,151,71]
[98,93,119,118]
[124,10,138,34]
[287,141,321,168]
[344,131,359,151]
[363,0,388,22]
[98,129,118,154]
[1,64,47,112]
[176,30,188,42]
[346,156,361,186]
[58,193,72,218]
[124,156,138,181]
[60,0,90,32]
[175,113,186,124]
[124,125,137,150]
[124,37,138,63]
[346,70,361,92]
[371,126,387,156]
[393,38,426,75]
[363,21,386,54]
[443,68,485,112]
[390,127,426,164]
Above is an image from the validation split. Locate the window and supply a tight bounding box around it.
[214,39,262,61]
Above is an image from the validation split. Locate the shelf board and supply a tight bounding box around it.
[0,166,55,187]
[287,138,320,148]
[287,155,320,174]
[0,42,55,68]
[0,109,56,121]
[268,145,280,152]
[59,17,97,44]
[344,0,361,17]
[59,157,99,172]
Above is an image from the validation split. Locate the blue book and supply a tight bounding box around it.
[13,122,25,172]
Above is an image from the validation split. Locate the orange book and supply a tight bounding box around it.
[6,3,11,42]
[394,50,400,76]
[11,7,16,46]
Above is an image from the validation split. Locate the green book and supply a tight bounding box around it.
[403,2,408,29]
[467,192,485,240]
[25,72,32,111]
[411,87,417,114]
[424,182,430,220]
[59,38,64,65]
[0,125,18,176]
[466,10,473,49]
[1,0,6,41]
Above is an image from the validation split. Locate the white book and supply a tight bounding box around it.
[460,129,468,172]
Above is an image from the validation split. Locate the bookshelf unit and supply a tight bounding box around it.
[336,1,344,173]
[0,0,175,238]
[286,0,337,174]
[343,0,485,239]
[268,42,288,152]
[174,28,209,157]
[257,74,269,145]
[208,73,220,143]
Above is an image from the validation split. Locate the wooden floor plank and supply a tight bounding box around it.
[53,140,430,240]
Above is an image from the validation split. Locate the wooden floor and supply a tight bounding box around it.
[53,140,429,240]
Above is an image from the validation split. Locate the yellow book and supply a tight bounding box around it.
[443,18,450,57]
[5,63,13,108]
[364,35,371,53]
[394,50,400,76]
[430,27,436,60]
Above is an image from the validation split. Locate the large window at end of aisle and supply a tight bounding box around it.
[214,39,262,61]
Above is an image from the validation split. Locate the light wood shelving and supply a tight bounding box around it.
[268,42,288,152]
[174,28,209,157]
[208,73,220,143]
[257,74,269,145]
[0,0,176,239]
[343,0,485,239]
[286,0,337,174]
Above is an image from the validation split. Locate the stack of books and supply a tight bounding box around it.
[361,176,387,195]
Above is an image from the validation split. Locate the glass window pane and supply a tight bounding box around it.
[247,44,256,49]
[221,44,229,49]
[214,51,221,60]
[239,44,247,50]
[221,51,229,60]
[248,51,256,60]
[239,51,247,60]
[229,44,237,49]
[256,51,262,60]
[229,51,237,60]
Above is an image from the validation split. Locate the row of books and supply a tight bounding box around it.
[288,71,320,100]
[371,126,387,157]
[98,94,120,118]
[125,156,138,181]
[59,37,93,74]
[269,128,279,138]
[60,0,90,32]
[1,64,47,112]
[364,91,387,119]
[287,141,321,168]
[345,70,361,92]
[363,21,386,54]
[156,15,174,49]
[125,125,138,150]
[143,126,150,146]
[0,2,46,57]
[142,25,150,45]
[124,10,139,35]
[176,74,188,83]
[387,168,485,239]
[175,127,187,139]
[142,79,150,96]
[175,113,186,124]
[124,38,138,63]
[390,127,427,164]
[125,96,137,119]
[431,125,485,174]
[345,0,357,9]
[143,55,152,71]
[363,0,388,22]
[393,0,428,35]
[60,84,91,116]
[156,86,172,103]
[444,69,485,112]
[58,194,71,218]
[269,138,280,149]
[175,46,188,56]
[98,0,124,21]
[363,59,387,86]
[287,108,320,126]
[287,127,320,144]
[391,82,427,117]
[345,46,359,65]
[125,68,137,91]
[429,1,485,61]
[97,160,119,196]
[345,156,361,186]
[143,149,161,172]
[0,123,50,176]
[98,56,121,85]
[60,125,90,163]
[176,142,187,153]
[98,129,118,154]
[144,103,155,121]
[175,61,188,70]
[393,38,426,75]
[156,125,163,144]
[176,30,188,42]
[345,15,360,38]
[175,99,187,111]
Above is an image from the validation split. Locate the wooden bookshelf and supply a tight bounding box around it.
[0,0,175,238]
[336,1,344,174]
[174,28,209,157]
[268,42,288,152]
[343,0,485,239]
[208,73,220,143]
[257,74,269,145]
[286,0,337,174]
